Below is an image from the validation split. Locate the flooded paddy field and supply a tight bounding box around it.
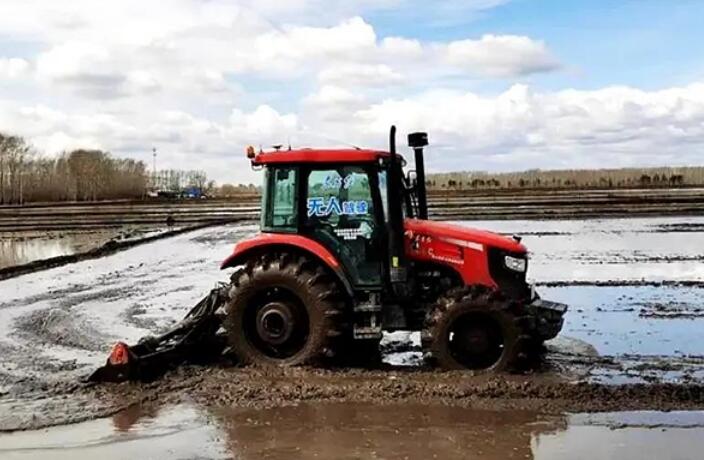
[1,188,702,271]
[0,199,260,273]
[2,215,704,456]
[0,227,170,270]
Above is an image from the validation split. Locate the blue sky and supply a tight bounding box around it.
[373,0,704,88]
[1,0,703,184]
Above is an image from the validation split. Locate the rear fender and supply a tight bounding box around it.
[220,233,353,297]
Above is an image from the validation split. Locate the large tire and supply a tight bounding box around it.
[224,252,346,366]
[421,285,527,372]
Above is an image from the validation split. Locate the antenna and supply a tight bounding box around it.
[296,125,362,150]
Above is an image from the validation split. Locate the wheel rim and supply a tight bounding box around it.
[256,302,295,346]
[448,313,504,370]
[243,287,309,360]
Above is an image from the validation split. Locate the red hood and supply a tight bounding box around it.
[404,219,526,253]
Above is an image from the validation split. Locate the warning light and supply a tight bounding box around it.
[246,145,256,159]
[108,342,130,366]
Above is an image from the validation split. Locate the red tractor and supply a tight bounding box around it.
[91,127,566,382]
[217,126,566,370]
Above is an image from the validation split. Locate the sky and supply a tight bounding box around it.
[1,0,703,184]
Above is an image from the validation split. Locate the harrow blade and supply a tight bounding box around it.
[88,285,230,383]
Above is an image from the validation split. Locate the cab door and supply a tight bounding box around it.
[303,166,384,287]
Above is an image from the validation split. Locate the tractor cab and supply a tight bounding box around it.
[260,154,389,288]
[249,129,431,295]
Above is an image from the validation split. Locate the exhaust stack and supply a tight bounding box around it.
[408,132,429,220]
[387,125,407,287]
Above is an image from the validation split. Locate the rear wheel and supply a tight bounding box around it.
[225,252,346,366]
[422,286,526,371]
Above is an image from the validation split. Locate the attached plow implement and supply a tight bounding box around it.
[89,286,230,382]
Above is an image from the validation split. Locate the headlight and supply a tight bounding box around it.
[504,255,526,272]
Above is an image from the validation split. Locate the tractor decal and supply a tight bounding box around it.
[307,197,369,217]
[322,173,356,190]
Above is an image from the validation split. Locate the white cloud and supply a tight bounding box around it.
[126,71,161,95]
[381,37,424,58]
[303,85,368,124]
[354,83,704,171]
[4,80,704,183]
[35,42,128,98]
[0,57,30,79]
[229,105,299,140]
[318,64,403,87]
[444,34,559,77]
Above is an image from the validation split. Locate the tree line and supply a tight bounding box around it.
[0,132,148,204]
[150,169,215,194]
[427,167,703,191]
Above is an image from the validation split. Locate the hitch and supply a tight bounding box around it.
[89,285,230,383]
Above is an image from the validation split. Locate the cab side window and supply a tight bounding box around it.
[264,167,297,230]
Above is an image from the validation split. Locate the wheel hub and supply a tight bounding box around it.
[456,325,491,356]
[256,302,295,346]
[448,314,504,370]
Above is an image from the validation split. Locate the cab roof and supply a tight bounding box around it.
[252,148,391,166]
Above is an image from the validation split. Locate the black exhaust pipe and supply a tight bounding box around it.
[408,132,429,220]
[387,126,407,287]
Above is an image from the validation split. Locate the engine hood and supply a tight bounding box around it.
[404,219,526,254]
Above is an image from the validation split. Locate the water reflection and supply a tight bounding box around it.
[0,236,80,268]
[212,403,566,460]
[3,402,704,460]
[0,228,165,269]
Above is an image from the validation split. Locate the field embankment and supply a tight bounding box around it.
[3,187,704,233]
[427,187,704,220]
[1,187,703,275]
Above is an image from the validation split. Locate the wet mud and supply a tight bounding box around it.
[6,361,704,433]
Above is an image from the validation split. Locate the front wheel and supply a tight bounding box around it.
[421,286,525,371]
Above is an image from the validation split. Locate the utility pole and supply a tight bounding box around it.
[152,147,157,189]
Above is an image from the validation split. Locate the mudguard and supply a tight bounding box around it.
[220,233,353,296]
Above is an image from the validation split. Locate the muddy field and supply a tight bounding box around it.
[2,216,704,457]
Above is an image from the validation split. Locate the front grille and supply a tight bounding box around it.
[487,247,530,300]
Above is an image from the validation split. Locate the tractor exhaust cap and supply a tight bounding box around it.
[407,132,428,148]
